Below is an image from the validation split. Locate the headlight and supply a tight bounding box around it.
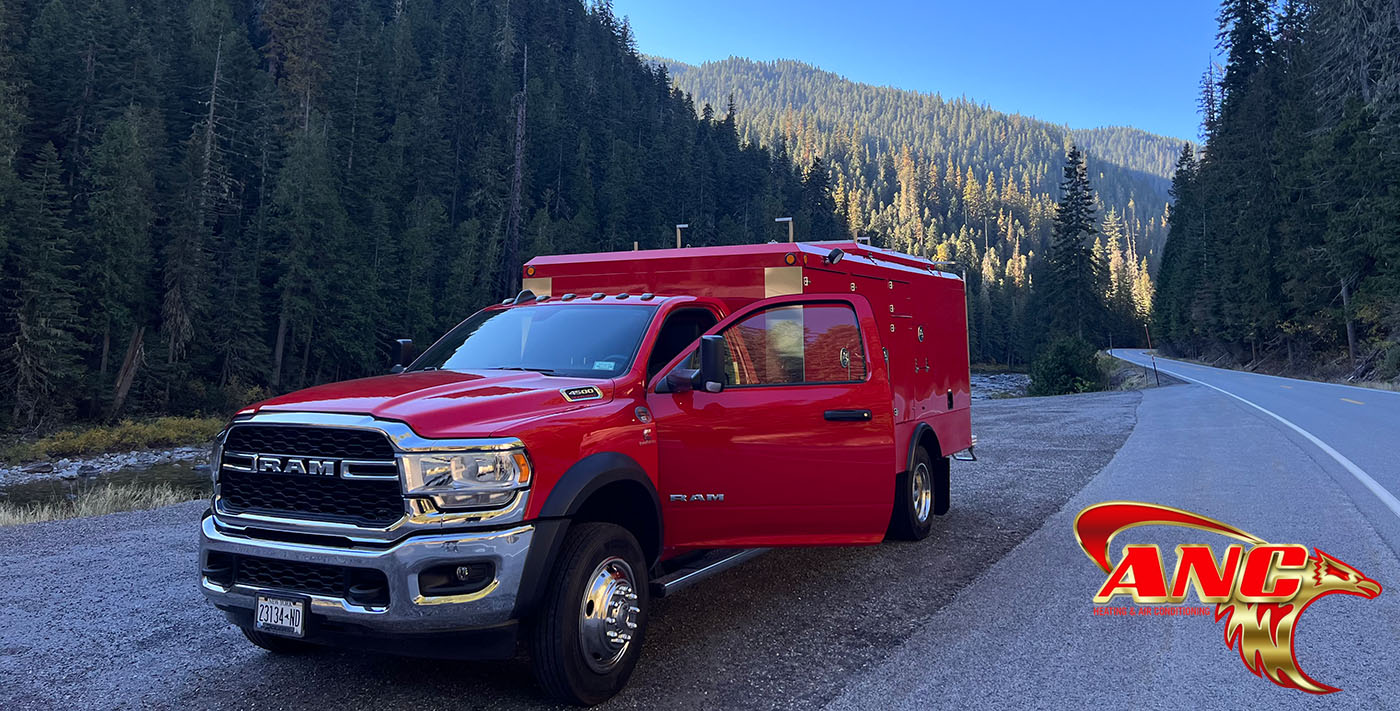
[401,447,532,510]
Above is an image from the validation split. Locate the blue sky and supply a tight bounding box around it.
[611,0,1221,142]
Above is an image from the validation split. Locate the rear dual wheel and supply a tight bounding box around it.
[889,447,945,541]
[530,522,649,706]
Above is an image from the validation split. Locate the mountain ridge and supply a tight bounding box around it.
[655,56,1189,146]
[654,55,1180,269]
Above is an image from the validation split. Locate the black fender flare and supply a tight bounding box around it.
[537,451,661,525]
[906,422,942,471]
[513,452,662,618]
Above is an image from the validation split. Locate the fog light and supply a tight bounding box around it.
[202,551,234,586]
[419,562,495,597]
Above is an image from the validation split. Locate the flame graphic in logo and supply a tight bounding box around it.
[1075,502,1382,694]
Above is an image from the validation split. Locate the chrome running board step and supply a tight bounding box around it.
[650,548,767,598]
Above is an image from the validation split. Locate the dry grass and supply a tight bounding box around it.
[0,483,202,527]
[1351,380,1400,393]
[1101,354,1156,391]
[3,417,225,464]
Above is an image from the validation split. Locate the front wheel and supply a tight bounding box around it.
[888,448,944,541]
[529,522,649,706]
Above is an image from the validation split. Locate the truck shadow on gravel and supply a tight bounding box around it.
[152,392,1140,711]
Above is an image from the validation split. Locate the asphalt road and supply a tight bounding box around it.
[829,355,1400,709]
[0,393,1139,710]
[1110,348,1400,547]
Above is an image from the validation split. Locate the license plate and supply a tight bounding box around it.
[255,596,305,637]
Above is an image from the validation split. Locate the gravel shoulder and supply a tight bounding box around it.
[0,392,1140,710]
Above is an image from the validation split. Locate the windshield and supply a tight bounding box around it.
[411,303,658,378]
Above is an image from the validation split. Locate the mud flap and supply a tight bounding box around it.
[933,456,951,516]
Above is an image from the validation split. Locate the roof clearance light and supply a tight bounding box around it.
[784,253,797,266]
[525,265,536,277]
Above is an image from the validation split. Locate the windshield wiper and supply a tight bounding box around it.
[490,366,560,375]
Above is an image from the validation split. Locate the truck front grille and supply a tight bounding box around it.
[217,424,404,527]
[224,425,395,459]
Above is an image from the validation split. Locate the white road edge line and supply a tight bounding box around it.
[1110,351,1400,520]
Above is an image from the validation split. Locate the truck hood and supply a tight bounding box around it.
[250,370,615,438]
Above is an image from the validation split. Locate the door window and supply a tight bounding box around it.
[696,303,867,386]
[647,308,719,379]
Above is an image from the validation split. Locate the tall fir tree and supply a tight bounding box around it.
[81,109,155,406]
[7,143,80,424]
[1041,146,1105,342]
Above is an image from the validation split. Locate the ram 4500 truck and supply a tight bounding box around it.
[199,241,973,705]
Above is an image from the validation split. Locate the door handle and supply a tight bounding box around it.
[824,409,872,422]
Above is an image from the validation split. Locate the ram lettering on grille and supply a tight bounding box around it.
[253,455,339,476]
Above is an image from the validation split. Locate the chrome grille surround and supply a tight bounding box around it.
[212,412,529,543]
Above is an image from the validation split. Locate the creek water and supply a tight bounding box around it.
[0,460,211,508]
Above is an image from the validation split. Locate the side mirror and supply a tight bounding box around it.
[660,335,727,394]
[390,338,414,374]
[697,335,725,393]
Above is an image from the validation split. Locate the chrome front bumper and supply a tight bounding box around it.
[199,514,533,633]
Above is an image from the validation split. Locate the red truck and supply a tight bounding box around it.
[199,240,973,705]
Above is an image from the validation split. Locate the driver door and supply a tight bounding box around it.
[646,295,896,550]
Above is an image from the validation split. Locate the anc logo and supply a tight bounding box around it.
[1074,502,1382,694]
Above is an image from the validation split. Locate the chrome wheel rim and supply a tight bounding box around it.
[578,556,639,673]
[912,462,933,523]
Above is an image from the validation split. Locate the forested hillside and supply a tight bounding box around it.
[661,57,1169,365]
[0,0,828,428]
[1072,126,1183,181]
[1154,0,1400,378]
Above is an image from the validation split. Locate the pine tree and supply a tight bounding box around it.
[799,156,843,241]
[1041,146,1105,342]
[267,126,347,387]
[8,144,80,424]
[1154,143,1200,349]
[0,0,27,419]
[81,109,154,402]
[262,0,331,129]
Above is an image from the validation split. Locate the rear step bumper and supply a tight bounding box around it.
[650,549,768,598]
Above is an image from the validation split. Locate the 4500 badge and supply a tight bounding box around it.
[1074,501,1383,694]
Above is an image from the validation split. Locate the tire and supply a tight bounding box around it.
[529,522,649,706]
[240,626,319,655]
[888,447,942,541]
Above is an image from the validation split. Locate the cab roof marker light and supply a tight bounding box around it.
[561,293,577,301]
[536,295,551,302]
[640,293,655,301]
[590,292,605,300]
[616,293,630,299]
